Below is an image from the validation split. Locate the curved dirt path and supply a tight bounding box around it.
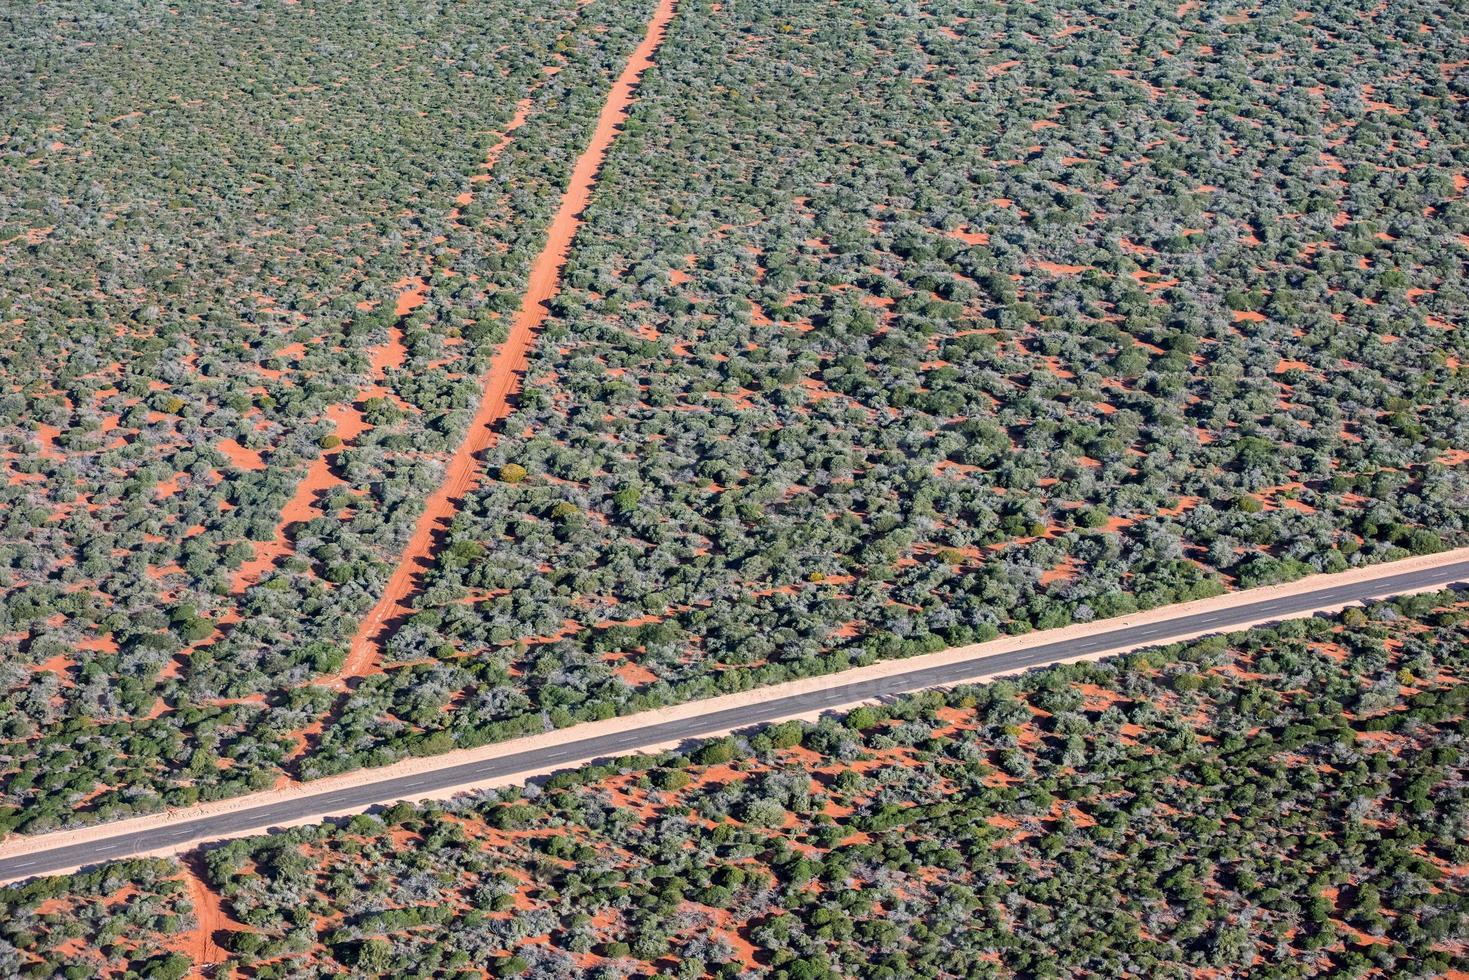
[332,0,680,683]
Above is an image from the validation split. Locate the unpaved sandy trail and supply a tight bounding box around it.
[179,853,239,974]
[468,97,533,187]
[333,0,681,683]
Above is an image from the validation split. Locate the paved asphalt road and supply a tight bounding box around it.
[3,559,1466,882]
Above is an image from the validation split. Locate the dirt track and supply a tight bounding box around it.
[178,853,238,973]
[334,0,681,682]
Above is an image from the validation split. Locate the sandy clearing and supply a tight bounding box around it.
[217,438,265,471]
[332,0,681,683]
[393,276,428,317]
[4,546,1465,878]
[229,448,336,593]
[948,226,989,245]
[1032,259,1090,275]
[228,403,374,593]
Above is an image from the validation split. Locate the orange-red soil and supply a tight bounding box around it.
[179,855,246,971]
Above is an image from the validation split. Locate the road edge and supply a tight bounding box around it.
[3,546,1466,882]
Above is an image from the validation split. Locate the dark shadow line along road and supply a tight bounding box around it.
[3,558,1466,882]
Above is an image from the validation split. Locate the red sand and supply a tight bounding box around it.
[179,856,245,969]
[1032,260,1090,275]
[331,0,682,683]
[34,424,63,459]
[948,226,989,245]
[218,438,266,471]
[230,455,334,592]
[230,378,391,593]
[370,326,407,375]
[393,277,428,318]
[1039,557,1080,587]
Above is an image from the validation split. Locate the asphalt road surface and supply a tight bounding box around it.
[3,558,1466,883]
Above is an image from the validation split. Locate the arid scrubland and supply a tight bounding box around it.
[1,3,1467,969]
